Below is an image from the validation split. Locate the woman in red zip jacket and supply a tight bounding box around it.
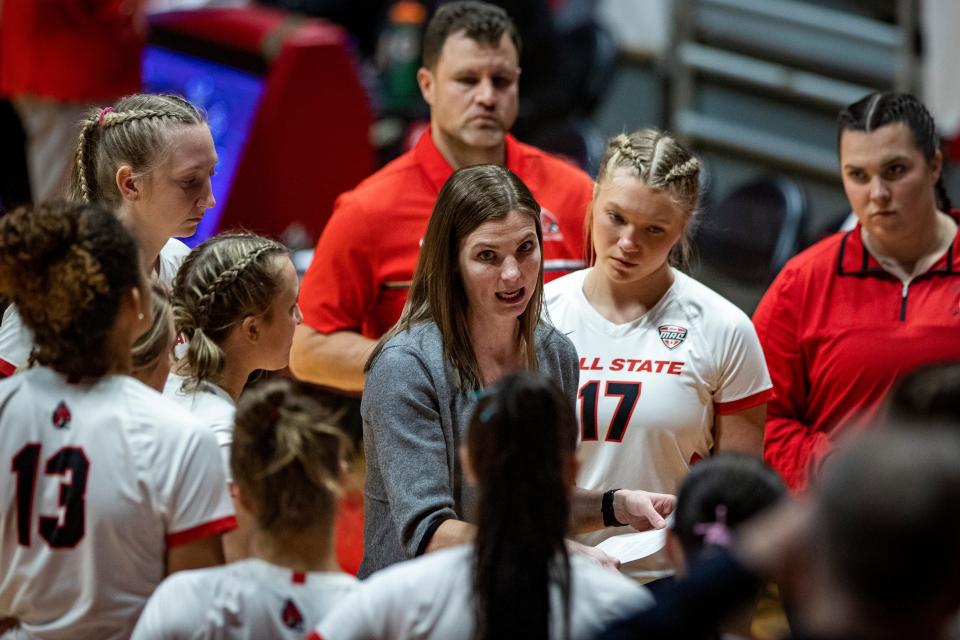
[753,92,960,493]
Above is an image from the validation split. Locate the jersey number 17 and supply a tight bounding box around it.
[579,381,642,443]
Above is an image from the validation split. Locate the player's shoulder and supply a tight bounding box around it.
[366,544,471,593]
[163,375,234,421]
[0,365,32,408]
[160,557,288,589]
[544,268,589,307]
[138,562,240,635]
[567,554,654,628]
[115,376,216,451]
[160,237,191,261]
[0,303,30,370]
[121,375,199,418]
[158,238,191,285]
[152,561,226,600]
[669,270,753,330]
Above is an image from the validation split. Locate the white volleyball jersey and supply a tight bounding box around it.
[0,368,235,640]
[312,545,652,640]
[544,268,772,580]
[157,238,191,284]
[0,304,27,377]
[132,558,358,640]
[163,373,235,482]
[0,239,191,375]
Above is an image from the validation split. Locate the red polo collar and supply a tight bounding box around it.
[413,126,525,193]
[836,209,960,277]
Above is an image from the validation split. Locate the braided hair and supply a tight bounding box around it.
[838,92,953,212]
[69,94,206,207]
[592,129,702,267]
[171,232,288,391]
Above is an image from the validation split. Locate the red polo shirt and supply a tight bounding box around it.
[753,211,960,492]
[300,129,592,338]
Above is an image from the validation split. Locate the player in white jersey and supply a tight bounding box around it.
[0,92,216,377]
[133,378,357,639]
[0,201,234,640]
[314,372,653,640]
[545,129,772,582]
[164,232,302,486]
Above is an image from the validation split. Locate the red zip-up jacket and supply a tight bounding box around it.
[753,211,960,492]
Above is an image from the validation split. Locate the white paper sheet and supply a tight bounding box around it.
[594,514,675,564]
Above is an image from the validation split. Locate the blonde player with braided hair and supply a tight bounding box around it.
[0,92,217,376]
[133,378,357,639]
[164,232,301,483]
[544,129,772,582]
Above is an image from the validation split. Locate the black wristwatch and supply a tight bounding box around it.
[602,488,626,527]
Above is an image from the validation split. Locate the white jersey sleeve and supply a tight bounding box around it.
[158,238,191,285]
[130,576,199,639]
[312,576,389,640]
[711,308,773,413]
[153,415,235,545]
[0,306,31,375]
[162,374,236,483]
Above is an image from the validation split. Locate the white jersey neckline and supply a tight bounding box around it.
[560,267,687,338]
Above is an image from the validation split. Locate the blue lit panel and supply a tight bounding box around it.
[142,46,265,246]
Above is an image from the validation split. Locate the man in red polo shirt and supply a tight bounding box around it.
[292,0,593,392]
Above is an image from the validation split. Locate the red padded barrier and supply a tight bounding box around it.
[151,7,374,245]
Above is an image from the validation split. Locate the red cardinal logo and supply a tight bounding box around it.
[540,208,564,242]
[281,598,304,631]
[52,401,71,429]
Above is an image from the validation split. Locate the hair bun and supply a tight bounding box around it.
[0,203,76,275]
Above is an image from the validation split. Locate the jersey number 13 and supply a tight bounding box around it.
[11,443,89,548]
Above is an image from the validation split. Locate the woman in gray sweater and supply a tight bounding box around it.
[359,165,673,577]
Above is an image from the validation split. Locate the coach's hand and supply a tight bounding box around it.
[614,489,676,531]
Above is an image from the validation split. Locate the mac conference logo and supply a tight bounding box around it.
[658,325,687,350]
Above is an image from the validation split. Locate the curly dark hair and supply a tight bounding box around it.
[0,200,141,377]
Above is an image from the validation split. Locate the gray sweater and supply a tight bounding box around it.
[358,320,579,578]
